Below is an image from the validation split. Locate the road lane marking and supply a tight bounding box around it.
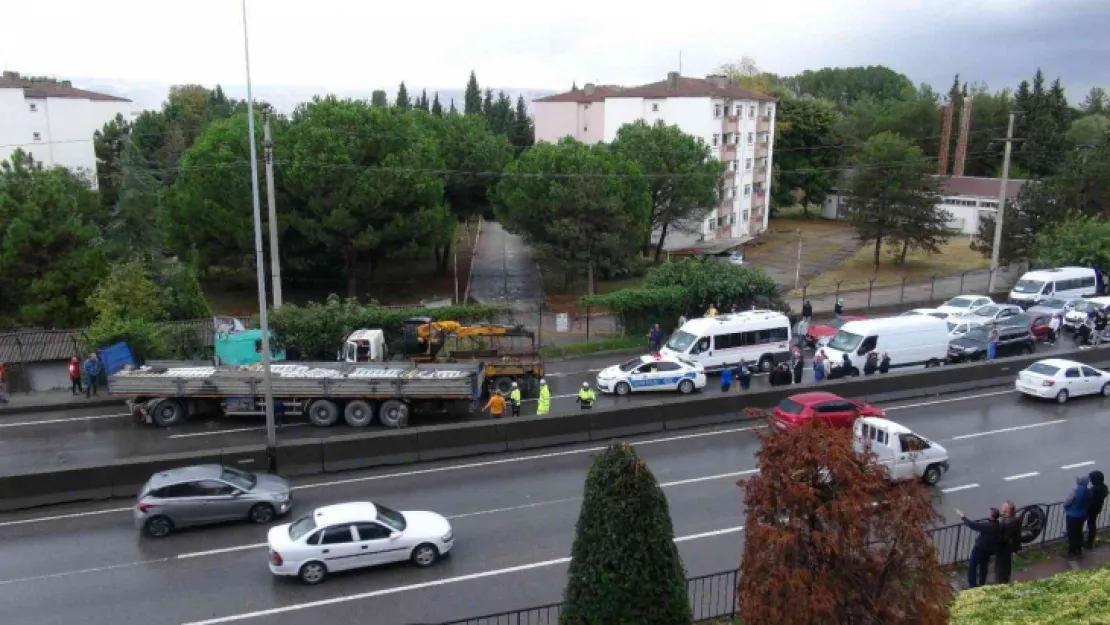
[179,525,746,625]
[949,420,1066,441]
[177,544,267,559]
[941,483,980,493]
[0,558,171,587]
[1004,472,1040,481]
[0,413,131,428]
[885,390,1014,411]
[168,424,308,439]
[1061,461,1095,470]
[0,507,132,528]
[659,469,759,488]
[445,498,581,520]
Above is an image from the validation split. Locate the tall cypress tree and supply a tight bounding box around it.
[481,88,494,120]
[395,81,411,111]
[431,92,444,116]
[449,98,458,114]
[559,443,691,625]
[511,95,535,151]
[416,88,430,112]
[464,71,482,115]
[370,90,389,107]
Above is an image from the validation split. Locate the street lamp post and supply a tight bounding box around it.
[241,0,278,453]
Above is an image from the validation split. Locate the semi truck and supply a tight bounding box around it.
[110,361,485,429]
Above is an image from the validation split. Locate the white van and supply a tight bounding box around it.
[661,310,791,373]
[821,316,948,372]
[853,417,949,485]
[1009,267,1099,308]
[1064,296,1110,331]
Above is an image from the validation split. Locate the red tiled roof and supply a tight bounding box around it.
[609,76,776,102]
[534,85,624,103]
[0,74,131,103]
[939,176,1027,199]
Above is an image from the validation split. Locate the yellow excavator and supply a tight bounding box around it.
[402,317,544,395]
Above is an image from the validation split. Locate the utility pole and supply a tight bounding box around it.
[987,112,1016,294]
[794,228,803,290]
[262,108,283,308]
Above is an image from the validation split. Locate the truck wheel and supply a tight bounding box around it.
[379,400,410,428]
[758,356,774,373]
[343,400,376,427]
[922,464,942,486]
[151,399,186,427]
[492,376,514,395]
[307,400,340,427]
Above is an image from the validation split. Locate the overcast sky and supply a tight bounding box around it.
[2,0,1106,101]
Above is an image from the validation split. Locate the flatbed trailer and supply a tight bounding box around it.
[109,361,485,429]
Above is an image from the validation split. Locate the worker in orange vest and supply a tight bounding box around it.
[483,391,506,419]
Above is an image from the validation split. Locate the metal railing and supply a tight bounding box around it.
[437,499,1109,625]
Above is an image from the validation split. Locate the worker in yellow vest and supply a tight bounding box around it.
[509,382,522,417]
[536,379,551,415]
[577,381,596,409]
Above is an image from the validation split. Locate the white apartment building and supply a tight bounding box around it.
[533,72,776,246]
[0,71,134,184]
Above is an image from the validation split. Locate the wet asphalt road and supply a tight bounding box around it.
[0,388,1108,625]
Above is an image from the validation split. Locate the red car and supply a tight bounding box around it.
[1008,313,1052,342]
[771,391,885,431]
[805,315,866,348]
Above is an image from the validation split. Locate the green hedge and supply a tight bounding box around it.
[267,295,507,360]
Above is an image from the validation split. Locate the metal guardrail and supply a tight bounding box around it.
[438,499,1109,625]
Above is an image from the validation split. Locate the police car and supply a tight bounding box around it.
[595,354,707,395]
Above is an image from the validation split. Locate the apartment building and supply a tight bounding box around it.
[0,71,134,184]
[533,72,776,244]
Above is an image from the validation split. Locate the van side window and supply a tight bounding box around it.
[1082,276,1096,289]
[857,336,878,355]
[714,334,732,349]
[694,338,710,353]
[899,434,928,452]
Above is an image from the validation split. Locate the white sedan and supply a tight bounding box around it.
[1015,359,1110,404]
[596,354,706,395]
[268,502,453,584]
[902,308,950,320]
[937,295,994,317]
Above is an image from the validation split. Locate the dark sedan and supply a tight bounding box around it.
[948,324,1035,363]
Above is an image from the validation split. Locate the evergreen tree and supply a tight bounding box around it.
[109,139,163,260]
[395,81,411,111]
[1080,87,1108,115]
[431,91,444,116]
[482,88,494,120]
[449,98,458,114]
[1018,69,1069,177]
[559,443,691,625]
[947,74,963,109]
[370,90,389,107]
[486,91,514,136]
[464,71,482,115]
[416,88,430,112]
[511,95,535,151]
[572,81,578,91]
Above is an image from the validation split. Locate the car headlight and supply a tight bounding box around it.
[964,347,976,353]
[441,531,453,542]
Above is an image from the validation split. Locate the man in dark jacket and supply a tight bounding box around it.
[790,349,804,384]
[1065,475,1090,558]
[801,300,813,321]
[1087,470,1109,550]
[957,507,1000,588]
[996,500,1022,584]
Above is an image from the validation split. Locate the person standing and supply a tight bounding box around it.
[863,352,879,375]
[987,323,1000,360]
[508,382,522,417]
[0,361,8,404]
[801,300,813,322]
[956,507,1000,588]
[791,349,804,384]
[82,352,101,398]
[879,352,891,374]
[536,379,551,416]
[677,314,688,328]
[720,364,732,392]
[647,324,664,354]
[1048,313,1062,345]
[1065,475,1091,558]
[736,359,752,391]
[996,501,1022,584]
[483,391,506,419]
[705,303,718,317]
[834,299,844,316]
[813,353,826,383]
[795,317,809,349]
[1086,470,1108,550]
[68,357,83,395]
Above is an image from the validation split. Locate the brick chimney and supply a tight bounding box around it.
[706,74,729,88]
[666,72,679,91]
[60,80,72,88]
[2,71,20,81]
[584,83,595,95]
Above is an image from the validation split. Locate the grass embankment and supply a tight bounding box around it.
[799,240,989,296]
[951,565,1110,624]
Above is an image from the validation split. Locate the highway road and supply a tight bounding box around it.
[0,340,1103,476]
[1,388,1108,625]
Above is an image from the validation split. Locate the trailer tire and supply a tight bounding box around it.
[344,400,376,427]
[307,399,340,427]
[150,399,187,427]
[492,376,514,396]
[379,400,410,429]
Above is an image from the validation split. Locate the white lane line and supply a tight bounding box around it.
[885,389,1014,411]
[1061,461,1096,470]
[0,413,131,428]
[179,525,745,625]
[941,483,980,493]
[659,469,759,488]
[177,544,267,560]
[0,507,131,528]
[0,558,170,587]
[168,424,308,439]
[949,420,1066,441]
[1004,472,1040,481]
[445,498,580,520]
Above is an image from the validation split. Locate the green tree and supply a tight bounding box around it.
[610,120,724,259]
[642,259,782,312]
[282,98,453,295]
[1034,215,1110,278]
[431,92,444,116]
[718,55,779,93]
[1016,69,1069,177]
[781,65,915,109]
[559,443,691,625]
[963,86,1012,177]
[370,90,388,107]
[395,82,411,111]
[1067,114,1110,147]
[0,150,106,328]
[107,139,163,260]
[770,96,840,214]
[93,113,132,211]
[416,88,430,112]
[464,71,482,115]
[481,88,494,119]
[1080,87,1108,115]
[485,91,514,136]
[449,98,458,114]
[844,132,949,268]
[494,138,651,294]
[510,95,534,151]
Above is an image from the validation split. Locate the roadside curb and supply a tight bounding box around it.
[0,396,124,417]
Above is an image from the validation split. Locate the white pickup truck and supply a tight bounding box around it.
[853,417,950,485]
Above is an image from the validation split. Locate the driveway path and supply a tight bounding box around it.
[467,220,545,310]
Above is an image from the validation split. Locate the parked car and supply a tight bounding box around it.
[950,303,1023,325]
[771,391,885,431]
[133,465,293,538]
[1015,359,1110,404]
[936,295,994,317]
[1063,297,1110,331]
[267,502,453,584]
[947,323,1035,363]
[805,315,866,348]
[901,308,950,320]
[595,353,706,395]
[1002,313,1052,342]
[1026,297,1077,319]
[946,319,982,340]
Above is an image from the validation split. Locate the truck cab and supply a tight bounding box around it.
[341,329,388,363]
[853,417,949,485]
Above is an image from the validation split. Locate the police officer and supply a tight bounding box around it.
[509,381,522,417]
[577,381,596,409]
[536,379,551,415]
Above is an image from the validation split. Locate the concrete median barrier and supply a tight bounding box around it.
[0,464,114,512]
[274,438,324,477]
[111,450,223,498]
[222,445,270,472]
[502,413,593,451]
[416,421,508,461]
[588,401,672,440]
[322,430,421,472]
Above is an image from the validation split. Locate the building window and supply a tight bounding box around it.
[714,104,722,119]
[742,210,749,221]
[766,106,774,117]
[743,184,751,196]
[583,126,588,132]
[28,103,38,112]
[748,105,756,119]
[734,104,742,116]
[730,160,738,171]
[723,133,732,145]
[651,103,659,112]
[727,187,735,199]
[747,132,754,145]
[32,132,41,141]
[745,158,752,171]
[732,133,740,144]
[712,134,720,147]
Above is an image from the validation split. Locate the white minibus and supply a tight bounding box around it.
[661,310,792,373]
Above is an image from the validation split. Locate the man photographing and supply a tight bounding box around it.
[996,501,1022,584]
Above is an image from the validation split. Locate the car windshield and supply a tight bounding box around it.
[1026,363,1061,376]
[826,317,848,330]
[1039,298,1067,309]
[944,297,975,309]
[964,327,990,342]
[289,515,317,541]
[375,504,407,532]
[220,467,256,490]
[777,398,804,414]
[1003,314,1029,327]
[827,330,863,352]
[665,331,697,352]
[974,305,1000,317]
[618,357,644,372]
[1074,300,1094,312]
[947,322,960,332]
[1012,279,1045,294]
